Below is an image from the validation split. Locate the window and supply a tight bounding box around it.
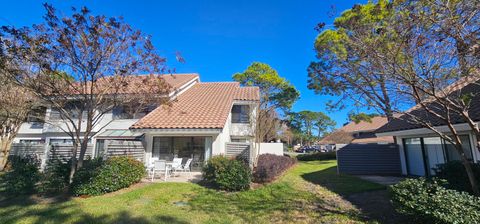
[26,107,46,128]
[231,105,250,123]
[50,101,87,120]
[231,137,248,143]
[113,104,156,119]
[443,135,474,161]
[19,139,43,144]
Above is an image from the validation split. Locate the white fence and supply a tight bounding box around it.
[258,143,284,156]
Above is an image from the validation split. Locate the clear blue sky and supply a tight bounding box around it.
[1,0,366,127]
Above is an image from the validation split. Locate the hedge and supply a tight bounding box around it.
[391,178,480,224]
[296,151,336,161]
[71,156,145,196]
[253,154,296,183]
[202,156,251,191]
[434,161,480,194]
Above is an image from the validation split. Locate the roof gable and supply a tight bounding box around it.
[131,82,259,129]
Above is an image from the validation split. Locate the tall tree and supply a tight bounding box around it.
[387,0,480,195]
[0,49,36,170]
[233,62,300,142]
[2,4,172,182]
[321,0,480,194]
[287,111,335,145]
[307,0,403,120]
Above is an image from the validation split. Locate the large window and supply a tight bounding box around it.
[231,105,250,123]
[403,135,474,176]
[50,101,86,120]
[112,104,156,119]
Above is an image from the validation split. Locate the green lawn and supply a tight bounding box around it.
[0,160,385,224]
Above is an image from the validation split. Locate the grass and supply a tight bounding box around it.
[0,160,384,224]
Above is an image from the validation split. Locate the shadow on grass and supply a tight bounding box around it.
[189,179,360,223]
[0,196,189,224]
[301,166,409,223]
[301,166,385,196]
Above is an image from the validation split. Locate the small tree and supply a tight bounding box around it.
[2,4,172,182]
[233,62,300,143]
[0,54,36,170]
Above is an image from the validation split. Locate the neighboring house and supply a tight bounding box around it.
[329,116,400,175]
[319,116,394,150]
[376,81,480,177]
[12,74,263,170]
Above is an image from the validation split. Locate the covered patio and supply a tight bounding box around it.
[150,136,213,171]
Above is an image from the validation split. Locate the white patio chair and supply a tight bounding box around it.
[146,157,158,175]
[171,158,183,174]
[151,160,170,182]
[178,158,193,177]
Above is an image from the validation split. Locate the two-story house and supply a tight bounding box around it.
[13,74,260,170]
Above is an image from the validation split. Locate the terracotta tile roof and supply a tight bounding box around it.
[351,136,394,143]
[131,82,259,129]
[67,73,197,95]
[318,130,354,144]
[341,116,389,133]
[318,116,393,144]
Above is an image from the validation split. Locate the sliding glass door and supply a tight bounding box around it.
[152,136,211,170]
[404,138,426,176]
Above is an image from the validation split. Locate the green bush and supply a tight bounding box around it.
[434,161,480,194]
[203,156,252,191]
[71,156,145,196]
[296,151,336,161]
[38,159,71,195]
[391,178,480,224]
[4,155,41,195]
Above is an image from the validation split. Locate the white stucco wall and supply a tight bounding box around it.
[258,143,284,156]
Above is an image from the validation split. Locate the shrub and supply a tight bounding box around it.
[71,156,145,196]
[202,156,252,191]
[434,161,480,194]
[390,178,480,224]
[4,155,41,195]
[38,159,71,195]
[253,154,296,183]
[296,151,336,161]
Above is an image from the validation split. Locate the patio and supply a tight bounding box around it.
[144,172,203,183]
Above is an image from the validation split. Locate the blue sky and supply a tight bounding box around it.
[1,0,366,127]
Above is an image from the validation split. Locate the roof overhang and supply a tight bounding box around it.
[130,128,222,135]
[376,122,477,137]
[96,129,144,140]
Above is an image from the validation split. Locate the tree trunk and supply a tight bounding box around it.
[68,143,80,184]
[0,137,13,171]
[455,143,480,196]
[76,140,89,169]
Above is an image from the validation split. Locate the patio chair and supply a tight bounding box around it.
[146,157,158,174]
[151,160,170,182]
[171,158,183,175]
[178,158,193,177]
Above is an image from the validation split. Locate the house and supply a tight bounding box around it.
[376,80,480,176]
[319,116,394,150]
[328,116,399,175]
[12,74,267,170]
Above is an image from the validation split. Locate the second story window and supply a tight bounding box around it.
[26,107,46,129]
[113,104,156,119]
[231,105,250,124]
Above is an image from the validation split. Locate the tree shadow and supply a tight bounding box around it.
[301,166,385,196]
[0,200,189,224]
[301,166,410,223]
[189,181,360,223]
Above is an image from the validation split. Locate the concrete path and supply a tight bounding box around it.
[356,175,404,185]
